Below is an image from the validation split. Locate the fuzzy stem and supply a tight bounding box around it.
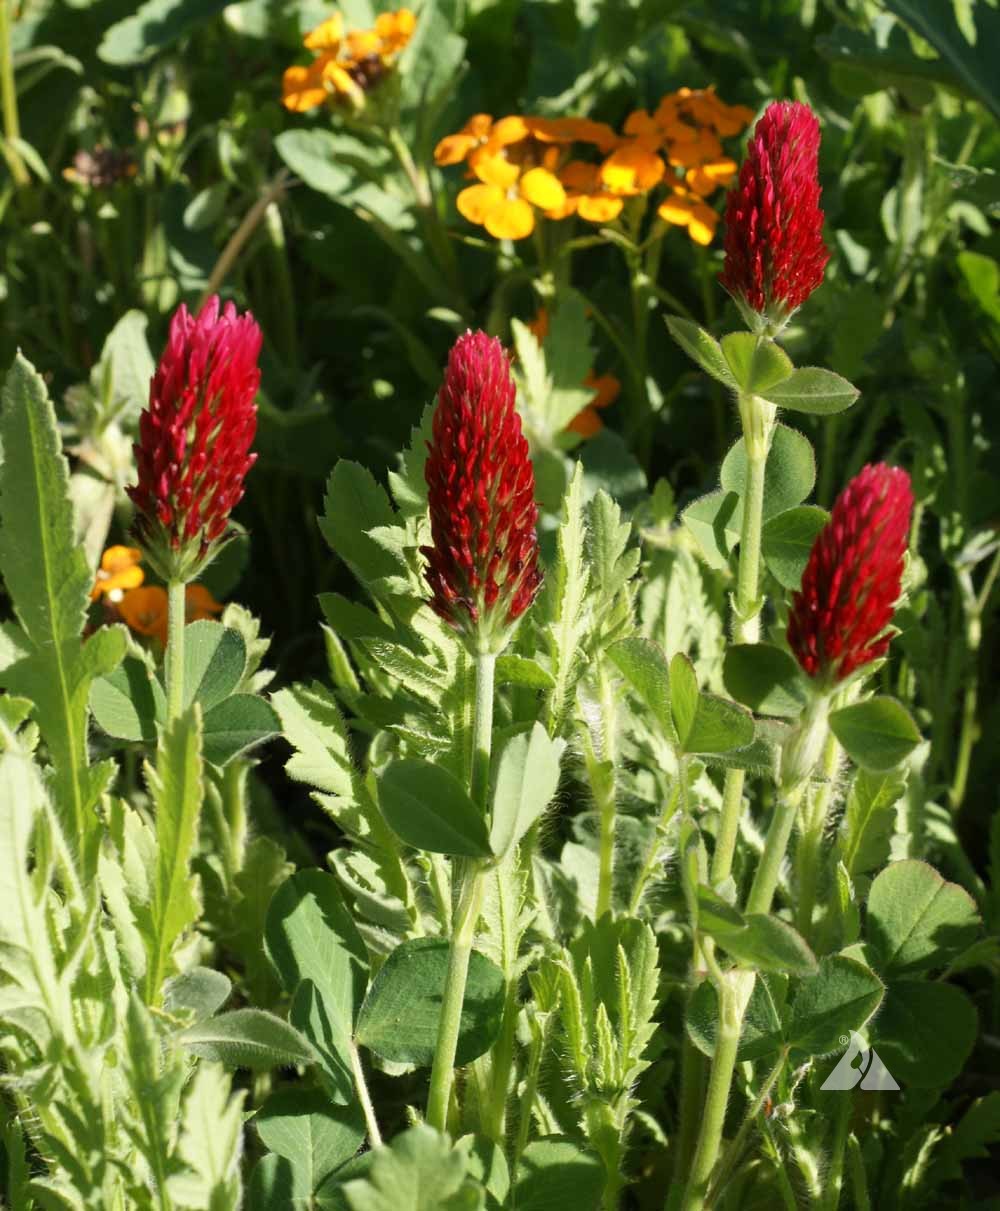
[711,768,745,888]
[795,731,840,938]
[425,651,495,1130]
[820,1090,852,1211]
[165,580,186,722]
[593,667,619,919]
[746,783,806,916]
[679,970,756,1211]
[706,1048,788,1204]
[0,0,28,188]
[348,1039,383,1148]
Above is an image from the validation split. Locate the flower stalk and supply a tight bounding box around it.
[165,579,186,723]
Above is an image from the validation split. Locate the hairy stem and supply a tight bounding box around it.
[795,731,840,938]
[679,970,756,1211]
[0,0,29,188]
[746,784,805,916]
[349,1039,383,1148]
[165,580,186,722]
[425,651,495,1130]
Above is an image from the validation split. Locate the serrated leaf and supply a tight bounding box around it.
[320,461,403,585]
[0,354,126,876]
[513,296,595,437]
[829,697,921,772]
[388,403,434,517]
[488,723,564,858]
[169,1061,245,1206]
[355,938,504,1067]
[764,366,859,414]
[664,315,736,387]
[544,464,589,735]
[145,708,204,1002]
[180,1009,315,1070]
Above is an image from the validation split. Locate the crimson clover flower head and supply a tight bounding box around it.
[422,330,542,652]
[127,295,262,581]
[719,100,830,332]
[787,463,913,685]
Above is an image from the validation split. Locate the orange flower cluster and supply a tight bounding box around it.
[91,546,223,646]
[282,8,415,112]
[526,310,620,438]
[435,89,753,243]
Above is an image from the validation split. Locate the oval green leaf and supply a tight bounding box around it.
[379,758,492,857]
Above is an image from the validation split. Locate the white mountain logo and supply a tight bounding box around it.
[820,1030,900,1091]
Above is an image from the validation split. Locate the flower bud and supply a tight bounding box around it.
[787,463,913,685]
[422,330,542,652]
[719,100,830,332]
[127,295,262,582]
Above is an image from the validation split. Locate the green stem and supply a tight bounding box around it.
[847,1134,871,1211]
[196,170,290,311]
[165,580,186,722]
[425,651,495,1131]
[672,1038,706,1199]
[711,768,745,888]
[706,1048,789,1205]
[629,780,681,915]
[795,731,840,938]
[348,1039,383,1147]
[820,1090,852,1211]
[746,784,805,916]
[679,970,756,1211]
[0,0,29,188]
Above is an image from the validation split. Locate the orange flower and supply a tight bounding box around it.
[684,157,738,197]
[118,584,224,646]
[91,546,144,602]
[622,109,663,149]
[434,113,495,165]
[526,116,620,153]
[598,142,665,196]
[657,190,719,245]
[457,143,565,240]
[544,161,622,222]
[282,7,415,112]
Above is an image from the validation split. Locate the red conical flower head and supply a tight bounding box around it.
[422,331,542,652]
[787,463,913,683]
[127,295,262,581]
[719,100,830,331]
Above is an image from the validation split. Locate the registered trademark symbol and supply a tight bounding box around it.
[839,1034,849,1046]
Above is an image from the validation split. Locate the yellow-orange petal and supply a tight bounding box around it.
[714,103,754,136]
[684,167,717,197]
[282,62,328,112]
[457,182,506,227]
[577,193,624,223]
[375,8,417,54]
[519,166,566,210]
[91,545,145,600]
[568,407,603,438]
[321,59,359,96]
[600,143,665,195]
[559,159,599,191]
[624,109,662,148]
[667,132,724,167]
[544,195,579,220]
[657,194,695,226]
[687,202,717,246]
[483,195,535,240]
[345,28,381,58]
[118,585,168,644]
[304,13,343,50]
[469,147,520,189]
[489,115,530,147]
[435,133,478,165]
